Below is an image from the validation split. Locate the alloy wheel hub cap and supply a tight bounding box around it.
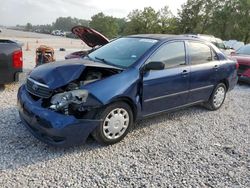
[103,108,129,140]
[213,86,225,108]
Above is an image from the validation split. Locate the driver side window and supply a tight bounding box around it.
[148,41,186,69]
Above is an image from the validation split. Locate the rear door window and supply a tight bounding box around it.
[188,42,213,65]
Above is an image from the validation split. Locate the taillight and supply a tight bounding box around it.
[12,50,23,69]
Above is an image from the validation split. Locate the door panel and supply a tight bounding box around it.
[141,41,190,116]
[188,62,218,102]
[187,41,219,103]
[142,66,190,115]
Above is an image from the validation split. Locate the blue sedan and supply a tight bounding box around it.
[17,34,238,146]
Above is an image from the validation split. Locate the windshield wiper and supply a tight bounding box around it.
[85,54,93,60]
[94,56,125,69]
[95,56,111,65]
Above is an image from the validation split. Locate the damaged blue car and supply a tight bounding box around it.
[18,33,238,147]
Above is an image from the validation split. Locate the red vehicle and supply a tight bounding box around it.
[65,26,109,59]
[231,44,250,84]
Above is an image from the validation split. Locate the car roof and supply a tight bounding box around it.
[127,34,178,40]
[127,34,208,42]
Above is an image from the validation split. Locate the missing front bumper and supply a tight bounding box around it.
[17,85,100,147]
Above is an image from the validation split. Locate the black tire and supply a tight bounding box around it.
[204,83,227,110]
[92,102,133,145]
[0,84,5,92]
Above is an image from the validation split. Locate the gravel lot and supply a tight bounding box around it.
[0,82,249,187]
[0,28,88,71]
[0,29,249,187]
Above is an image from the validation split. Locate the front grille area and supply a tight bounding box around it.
[238,64,250,74]
[26,78,52,98]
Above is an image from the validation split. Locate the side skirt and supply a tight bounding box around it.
[141,100,205,119]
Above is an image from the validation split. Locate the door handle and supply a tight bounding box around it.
[213,65,219,71]
[181,70,188,76]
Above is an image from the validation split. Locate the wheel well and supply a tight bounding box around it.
[109,97,137,121]
[220,79,229,91]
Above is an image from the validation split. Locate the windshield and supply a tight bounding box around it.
[236,45,250,55]
[87,37,158,68]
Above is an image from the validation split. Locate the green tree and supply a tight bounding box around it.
[53,17,89,31]
[159,6,177,34]
[125,7,161,34]
[115,18,127,36]
[140,7,161,33]
[207,0,238,39]
[124,9,143,34]
[177,0,205,33]
[232,0,250,43]
[89,12,119,39]
[176,0,250,43]
[25,23,32,31]
[20,2,250,43]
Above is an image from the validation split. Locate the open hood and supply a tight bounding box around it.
[72,26,109,48]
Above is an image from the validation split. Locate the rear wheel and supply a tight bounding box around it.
[92,102,133,145]
[204,83,227,110]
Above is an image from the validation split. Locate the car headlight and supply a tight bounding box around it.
[49,90,88,112]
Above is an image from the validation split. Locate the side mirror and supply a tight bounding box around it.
[144,61,165,71]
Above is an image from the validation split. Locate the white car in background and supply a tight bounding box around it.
[224,40,244,51]
[51,30,66,37]
[186,34,235,56]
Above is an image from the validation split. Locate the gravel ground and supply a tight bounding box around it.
[0,82,249,187]
[0,29,249,187]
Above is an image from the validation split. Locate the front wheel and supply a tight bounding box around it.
[92,102,133,145]
[204,83,227,110]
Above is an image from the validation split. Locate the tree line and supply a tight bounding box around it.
[21,0,250,43]
[20,17,89,34]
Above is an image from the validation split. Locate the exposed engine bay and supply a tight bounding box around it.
[42,67,121,117]
[56,67,121,91]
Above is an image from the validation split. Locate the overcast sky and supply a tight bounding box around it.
[0,0,187,26]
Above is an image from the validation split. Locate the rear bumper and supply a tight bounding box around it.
[0,70,22,84]
[17,85,100,147]
[14,71,21,82]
